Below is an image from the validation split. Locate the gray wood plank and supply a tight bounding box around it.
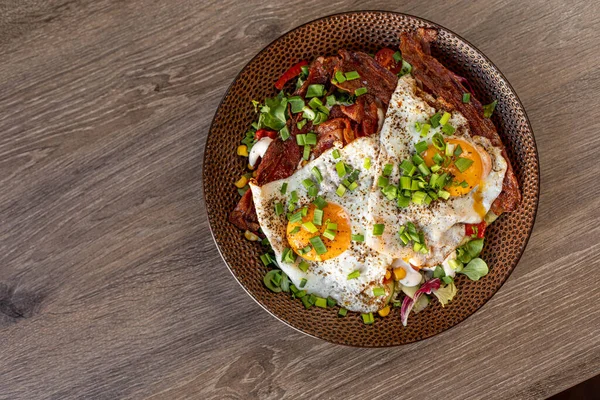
[0,0,598,399]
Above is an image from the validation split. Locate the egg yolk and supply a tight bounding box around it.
[422,138,483,196]
[286,203,351,261]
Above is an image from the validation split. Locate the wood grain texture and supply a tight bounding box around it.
[0,0,598,399]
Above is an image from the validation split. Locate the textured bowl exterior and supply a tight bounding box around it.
[203,11,539,347]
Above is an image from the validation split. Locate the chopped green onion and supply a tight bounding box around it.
[289,226,301,235]
[326,94,336,106]
[372,287,385,297]
[417,163,431,176]
[282,247,296,263]
[400,176,412,190]
[336,184,346,197]
[412,154,425,165]
[307,185,318,197]
[377,176,389,188]
[441,276,454,285]
[364,157,371,169]
[323,229,336,240]
[303,145,311,160]
[301,296,312,308]
[335,161,346,177]
[438,190,450,200]
[274,202,284,216]
[460,180,469,188]
[442,124,456,135]
[445,143,455,156]
[308,97,323,110]
[305,132,317,145]
[332,149,341,159]
[311,166,323,183]
[295,289,307,298]
[300,278,307,288]
[313,111,328,125]
[298,260,309,272]
[338,307,348,317]
[306,84,325,98]
[399,60,412,76]
[302,106,316,120]
[289,210,303,223]
[393,51,402,62]
[351,233,365,242]
[299,245,312,255]
[280,182,288,194]
[410,180,420,191]
[302,221,318,233]
[397,195,410,208]
[440,112,451,126]
[302,178,315,189]
[420,123,431,137]
[327,296,337,307]
[334,70,346,83]
[412,191,427,204]
[483,100,497,118]
[315,297,327,308]
[373,224,385,236]
[454,145,463,156]
[432,153,444,164]
[296,134,306,145]
[347,270,360,280]
[361,312,374,325]
[347,181,358,191]
[432,133,446,150]
[415,121,423,132]
[431,164,441,173]
[297,119,307,130]
[309,236,327,255]
[415,141,428,154]
[462,93,471,103]
[400,160,416,175]
[290,190,298,203]
[345,70,360,80]
[327,222,337,230]
[455,157,474,172]
[382,163,393,176]
[279,126,290,141]
[260,253,273,266]
[313,196,327,209]
[354,87,368,96]
[430,113,442,128]
[313,209,324,226]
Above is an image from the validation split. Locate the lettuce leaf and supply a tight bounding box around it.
[433,282,457,307]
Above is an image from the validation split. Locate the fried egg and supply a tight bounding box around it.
[365,75,507,267]
[250,136,394,312]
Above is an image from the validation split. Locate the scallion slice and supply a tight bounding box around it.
[289,226,301,235]
[332,149,341,159]
[302,178,314,189]
[462,93,471,103]
[393,51,402,62]
[454,145,463,156]
[315,297,327,308]
[303,145,311,161]
[432,133,446,151]
[280,126,290,141]
[373,224,385,236]
[309,236,327,255]
[298,260,309,272]
[288,96,305,113]
[439,112,451,126]
[334,70,346,83]
[280,182,288,194]
[336,184,346,197]
[306,84,325,98]
[438,190,450,200]
[397,195,410,208]
[302,106,316,120]
[347,270,360,280]
[326,94,336,106]
[430,112,442,128]
[323,229,336,240]
[297,119,307,130]
[354,87,368,96]
[289,210,303,223]
[372,287,385,297]
[300,278,307,288]
[442,124,456,135]
[455,157,474,172]
[302,221,318,233]
[274,202,284,216]
[415,140,428,154]
[400,176,412,190]
[412,191,427,204]
[382,163,393,176]
[483,100,497,118]
[400,160,416,175]
[364,157,371,169]
[305,132,317,145]
[296,134,306,146]
[335,161,346,177]
[377,176,389,188]
[338,307,348,317]
[412,154,425,165]
[327,222,337,230]
[313,208,324,226]
[361,312,374,325]
[311,166,323,183]
[432,153,444,164]
[313,196,327,209]
[351,234,364,242]
[345,70,360,80]
[308,97,323,110]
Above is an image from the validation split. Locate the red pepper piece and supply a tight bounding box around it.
[255,128,277,140]
[465,221,486,239]
[274,60,308,90]
[374,48,401,74]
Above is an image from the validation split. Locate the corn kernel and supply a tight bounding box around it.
[393,267,407,281]
[237,145,249,157]
[234,176,248,188]
[244,230,259,241]
[247,163,255,171]
[385,270,391,280]
[378,305,390,317]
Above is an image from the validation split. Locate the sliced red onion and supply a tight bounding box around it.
[400,278,441,326]
[248,137,273,167]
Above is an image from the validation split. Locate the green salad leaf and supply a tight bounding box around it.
[459,258,489,281]
[457,238,484,264]
[259,93,288,131]
[433,281,457,307]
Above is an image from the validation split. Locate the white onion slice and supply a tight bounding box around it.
[248,137,273,167]
[377,107,385,131]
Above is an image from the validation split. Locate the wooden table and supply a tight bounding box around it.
[1,1,598,399]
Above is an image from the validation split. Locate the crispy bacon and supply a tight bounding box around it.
[339,94,380,137]
[229,189,260,232]
[294,56,339,97]
[312,118,353,158]
[333,50,398,106]
[400,28,521,213]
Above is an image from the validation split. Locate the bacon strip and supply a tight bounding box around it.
[400,28,521,214]
[294,56,339,97]
[333,50,398,106]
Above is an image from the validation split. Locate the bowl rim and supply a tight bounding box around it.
[202,10,540,347]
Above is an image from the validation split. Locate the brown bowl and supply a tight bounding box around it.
[203,11,539,347]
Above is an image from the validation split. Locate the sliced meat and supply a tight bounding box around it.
[229,189,260,232]
[294,56,339,97]
[313,118,353,158]
[400,28,521,213]
[333,50,398,106]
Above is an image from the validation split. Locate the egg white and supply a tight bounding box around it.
[250,136,394,312]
